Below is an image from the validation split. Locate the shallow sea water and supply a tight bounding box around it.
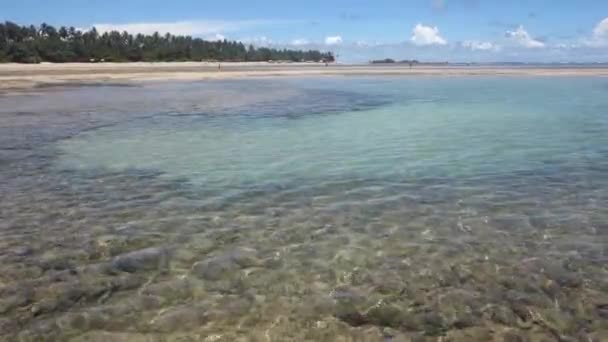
[1,77,608,341]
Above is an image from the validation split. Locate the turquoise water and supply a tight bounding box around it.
[58,78,608,189]
[2,77,608,341]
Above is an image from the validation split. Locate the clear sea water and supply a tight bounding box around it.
[1,77,608,341]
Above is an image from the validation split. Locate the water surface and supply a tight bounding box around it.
[1,77,608,341]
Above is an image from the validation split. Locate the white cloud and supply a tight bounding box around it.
[505,25,545,48]
[410,24,447,46]
[85,20,265,37]
[354,40,375,47]
[205,33,225,41]
[239,36,273,46]
[583,17,608,47]
[291,38,310,46]
[462,40,500,51]
[325,35,343,45]
[593,17,608,39]
[555,43,581,49]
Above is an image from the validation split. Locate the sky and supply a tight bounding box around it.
[3,0,608,63]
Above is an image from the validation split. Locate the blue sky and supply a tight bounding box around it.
[4,0,608,62]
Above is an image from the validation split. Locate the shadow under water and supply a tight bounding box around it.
[1,77,607,341]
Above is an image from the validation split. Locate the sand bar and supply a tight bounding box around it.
[2,62,608,91]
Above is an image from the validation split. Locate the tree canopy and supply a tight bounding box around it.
[0,21,335,63]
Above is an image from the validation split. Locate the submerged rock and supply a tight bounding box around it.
[69,331,163,342]
[597,304,608,319]
[0,317,18,336]
[484,305,519,326]
[0,287,33,314]
[142,278,193,303]
[335,306,369,327]
[149,304,208,332]
[422,312,446,336]
[39,254,76,272]
[191,248,261,281]
[17,319,60,341]
[330,285,365,304]
[110,273,147,291]
[445,327,492,341]
[191,257,239,281]
[365,304,407,328]
[500,330,526,342]
[110,247,169,273]
[55,312,88,331]
[228,248,261,268]
[31,298,59,316]
[10,245,34,257]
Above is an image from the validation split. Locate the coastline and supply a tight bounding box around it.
[2,62,608,92]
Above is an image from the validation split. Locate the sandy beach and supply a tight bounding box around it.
[2,62,608,92]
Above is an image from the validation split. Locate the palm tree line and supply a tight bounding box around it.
[0,21,335,63]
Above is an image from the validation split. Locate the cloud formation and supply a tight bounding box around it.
[585,17,608,46]
[291,38,310,46]
[239,36,273,46]
[574,17,608,47]
[593,17,608,38]
[462,40,499,51]
[205,33,226,41]
[411,24,447,46]
[505,25,545,48]
[354,40,379,47]
[325,35,343,45]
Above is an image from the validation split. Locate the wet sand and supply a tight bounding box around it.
[2,62,608,92]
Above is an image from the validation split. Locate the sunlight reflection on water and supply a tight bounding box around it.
[2,77,608,341]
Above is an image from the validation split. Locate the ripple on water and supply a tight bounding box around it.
[2,77,608,341]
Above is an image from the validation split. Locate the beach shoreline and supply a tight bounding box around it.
[2,62,608,92]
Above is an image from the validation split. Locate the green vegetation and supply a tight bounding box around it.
[0,21,335,63]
